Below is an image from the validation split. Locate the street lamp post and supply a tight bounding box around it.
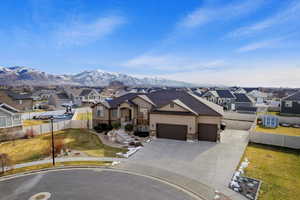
[50,116,55,166]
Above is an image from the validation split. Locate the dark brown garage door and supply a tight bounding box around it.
[157,124,187,141]
[198,123,218,142]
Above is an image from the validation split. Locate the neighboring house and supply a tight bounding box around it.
[280,91,300,116]
[48,92,73,109]
[234,87,259,94]
[78,89,102,103]
[247,90,269,104]
[0,90,34,111]
[233,93,253,110]
[92,90,224,142]
[0,102,22,134]
[202,89,236,110]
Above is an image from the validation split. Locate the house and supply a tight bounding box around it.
[0,90,34,111]
[234,87,259,94]
[247,90,269,104]
[48,92,73,109]
[92,90,224,141]
[0,103,22,134]
[202,89,236,110]
[280,91,300,116]
[233,93,253,110]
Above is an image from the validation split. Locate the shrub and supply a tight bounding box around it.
[125,124,134,132]
[94,123,113,133]
[112,122,121,129]
[25,129,36,139]
[54,139,65,156]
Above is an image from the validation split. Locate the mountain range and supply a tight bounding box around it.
[0,66,195,87]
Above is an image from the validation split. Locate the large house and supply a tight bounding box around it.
[0,103,22,134]
[280,91,300,116]
[202,89,236,110]
[0,90,34,111]
[48,92,73,109]
[92,90,224,142]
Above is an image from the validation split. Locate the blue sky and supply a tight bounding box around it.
[0,0,300,87]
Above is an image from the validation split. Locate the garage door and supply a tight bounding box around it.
[198,123,218,142]
[157,124,187,141]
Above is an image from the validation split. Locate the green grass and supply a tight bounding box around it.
[0,129,126,164]
[255,125,300,136]
[242,144,300,200]
[1,161,112,177]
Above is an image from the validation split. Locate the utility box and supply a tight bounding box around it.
[262,115,279,128]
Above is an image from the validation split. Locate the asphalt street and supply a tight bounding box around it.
[0,169,198,200]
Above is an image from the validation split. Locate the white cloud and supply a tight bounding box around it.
[55,15,126,46]
[178,0,264,29]
[159,65,300,87]
[237,39,281,52]
[122,54,225,71]
[229,1,300,38]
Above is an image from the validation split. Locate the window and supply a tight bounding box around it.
[0,117,6,127]
[285,101,293,108]
[19,100,23,104]
[112,109,118,118]
[170,103,174,108]
[96,106,104,117]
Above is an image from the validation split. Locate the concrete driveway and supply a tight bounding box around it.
[127,129,249,199]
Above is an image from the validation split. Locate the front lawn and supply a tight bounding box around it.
[242,144,300,200]
[255,125,300,136]
[0,129,126,164]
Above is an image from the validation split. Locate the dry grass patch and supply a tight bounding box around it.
[0,129,126,164]
[23,120,49,127]
[75,112,92,120]
[255,125,300,136]
[243,144,300,200]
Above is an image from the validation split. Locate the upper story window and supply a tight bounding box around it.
[170,103,174,108]
[285,101,293,108]
[111,109,118,118]
[96,106,104,117]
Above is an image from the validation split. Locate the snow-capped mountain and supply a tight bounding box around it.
[0,66,194,87]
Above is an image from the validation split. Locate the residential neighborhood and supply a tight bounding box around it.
[0,1,300,200]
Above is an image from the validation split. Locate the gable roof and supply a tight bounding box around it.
[282,91,300,101]
[215,89,235,98]
[106,93,141,108]
[79,89,93,96]
[243,87,259,93]
[56,93,70,100]
[4,90,33,100]
[234,93,252,103]
[148,90,223,116]
[0,102,20,114]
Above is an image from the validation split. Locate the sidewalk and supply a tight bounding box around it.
[9,157,125,170]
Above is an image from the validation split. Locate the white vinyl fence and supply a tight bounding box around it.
[1,120,93,141]
[250,131,300,149]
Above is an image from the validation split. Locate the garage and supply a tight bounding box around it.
[198,123,218,142]
[156,123,187,140]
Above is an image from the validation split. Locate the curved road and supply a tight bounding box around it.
[0,169,199,200]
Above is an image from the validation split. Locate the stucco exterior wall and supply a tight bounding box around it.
[150,113,197,135]
[158,103,188,112]
[131,97,152,109]
[198,116,222,125]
